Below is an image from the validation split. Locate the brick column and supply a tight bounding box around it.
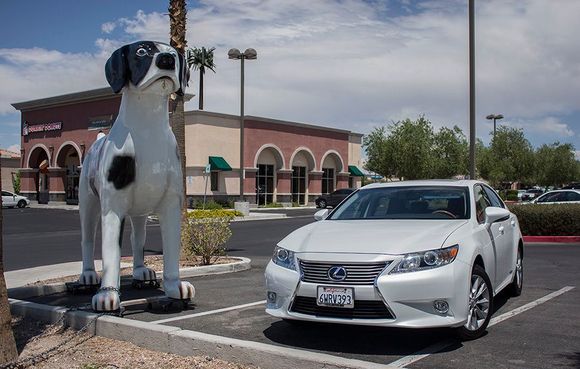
[276,169,292,203]
[337,172,350,189]
[308,170,323,204]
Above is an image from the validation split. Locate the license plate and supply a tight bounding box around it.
[317,286,354,308]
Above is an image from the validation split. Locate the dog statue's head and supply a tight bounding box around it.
[105,41,189,96]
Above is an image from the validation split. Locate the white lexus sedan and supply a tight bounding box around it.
[265,180,523,340]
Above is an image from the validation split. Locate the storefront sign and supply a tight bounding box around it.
[88,114,114,130]
[22,121,62,136]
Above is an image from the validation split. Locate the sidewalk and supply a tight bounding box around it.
[28,201,288,221]
[5,260,132,289]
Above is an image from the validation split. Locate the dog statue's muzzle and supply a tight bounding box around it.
[156,53,175,70]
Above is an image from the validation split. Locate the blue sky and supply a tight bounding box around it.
[1,0,579,159]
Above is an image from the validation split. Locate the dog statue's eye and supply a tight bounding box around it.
[136,48,148,57]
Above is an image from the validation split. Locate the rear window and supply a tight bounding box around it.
[329,186,470,220]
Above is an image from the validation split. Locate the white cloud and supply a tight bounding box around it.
[0,0,579,152]
[575,150,580,160]
[7,144,20,154]
[101,22,116,34]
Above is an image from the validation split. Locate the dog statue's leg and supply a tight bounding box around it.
[78,188,101,286]
[158,196,195,300]
[92,211,124,312]
[130,216,157,283]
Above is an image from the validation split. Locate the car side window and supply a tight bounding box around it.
[2,191,11,196]
[483,186,505,208]
[474,185,492,224]
[567,192,580,201]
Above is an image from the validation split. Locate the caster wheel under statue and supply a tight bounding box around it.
[92,287,124,316]
[66,270,101,295]
[132,267,161,289]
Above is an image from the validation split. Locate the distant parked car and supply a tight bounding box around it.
[1,191,30,208]
[531,190,580,204]
[521,189,544,201]
[315,188,355,208]
[562,182,580,190]
[517,190,527,200]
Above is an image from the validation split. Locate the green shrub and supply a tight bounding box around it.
[508,203,580,236]
[182,209,239,265]
[499,189,519,201]
[262,202,283,208]
[192,199,224,210]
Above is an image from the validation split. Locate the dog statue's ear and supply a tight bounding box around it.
[105,45,129,93]
[175,51,190,96]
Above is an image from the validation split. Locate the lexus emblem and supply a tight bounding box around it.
[328,266,347,281]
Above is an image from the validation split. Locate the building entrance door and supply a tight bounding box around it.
[291,166,306,205]
[256,164,274,206]
[66,164,80,205]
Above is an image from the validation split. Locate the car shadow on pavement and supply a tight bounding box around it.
[263,320,462,356]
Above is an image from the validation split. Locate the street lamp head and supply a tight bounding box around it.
[228,48,242,59]
[486,114,504,120]
[243,48,257,60]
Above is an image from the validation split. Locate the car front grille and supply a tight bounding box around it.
[299,260,389,285]
[290,296,394,319]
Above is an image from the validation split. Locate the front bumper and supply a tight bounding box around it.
[265,255,471,328]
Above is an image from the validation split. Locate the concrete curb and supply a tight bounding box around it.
[8,298,395,369]
[523,236,580,243]
[8,257,251,300]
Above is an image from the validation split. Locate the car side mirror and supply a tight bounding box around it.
[484,207,510,224]
[314,209,329,221]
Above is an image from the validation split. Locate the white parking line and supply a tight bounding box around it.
[388,286,575,368]
[150,300,266,324]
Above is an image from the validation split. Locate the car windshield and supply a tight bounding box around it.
[328,186,470,220]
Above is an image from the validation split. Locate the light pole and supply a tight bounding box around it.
[486,114,504,139]
[468,0,476,180]
[228,48,257,202]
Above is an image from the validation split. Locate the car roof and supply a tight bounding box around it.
[362,179,479,189]
[541,189,580,194]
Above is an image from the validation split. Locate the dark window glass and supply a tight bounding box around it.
[292,166,306,204]
[322,168,335,194]
[567,192,580,201]
[2,191,11,196]
[474,185,491,223]
[329,186,470,220]
[210,172,219,191]
[483,185,504,208]
[256,164,274,205]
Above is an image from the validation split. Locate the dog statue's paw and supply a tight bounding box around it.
[133,266,157,282]
[92,287,121,312]
[78,270,100,286]
[164,280,195,301]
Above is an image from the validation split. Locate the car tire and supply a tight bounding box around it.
[318,200,327,208]
[456,265,494,341]
[17,200,27,208]
[508,246,523,297]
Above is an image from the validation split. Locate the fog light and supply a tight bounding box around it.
[433,300,449,314]
[267,291,277,304]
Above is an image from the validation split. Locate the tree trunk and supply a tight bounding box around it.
[0,159,18,364]
[198,71,204,110]
[169,0,188,214]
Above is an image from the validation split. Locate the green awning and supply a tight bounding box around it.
[209,156,232,171]
[348,165,365,177]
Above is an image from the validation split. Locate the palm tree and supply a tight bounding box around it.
[0,160,18,364]
[168,0,188,213]
[187,47,216,110]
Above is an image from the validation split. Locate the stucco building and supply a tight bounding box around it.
[12,88,364,206]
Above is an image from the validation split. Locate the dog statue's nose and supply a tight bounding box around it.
[156,53,175,70]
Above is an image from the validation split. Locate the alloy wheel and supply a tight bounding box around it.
[465,275,490,331]
[515,250,523,289]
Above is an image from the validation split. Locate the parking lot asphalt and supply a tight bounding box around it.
[24,243,580,369]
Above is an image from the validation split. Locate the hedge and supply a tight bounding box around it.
[186,209,242,220]
[508,203,580,236]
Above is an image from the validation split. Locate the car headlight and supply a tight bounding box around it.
[390,245,459,274]
[272,246,297,271]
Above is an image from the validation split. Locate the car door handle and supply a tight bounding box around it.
[498,226,505,234]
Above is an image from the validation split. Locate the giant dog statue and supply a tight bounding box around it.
[78,41,195,311]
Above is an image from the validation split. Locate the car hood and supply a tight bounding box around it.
[278,219,469,255]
